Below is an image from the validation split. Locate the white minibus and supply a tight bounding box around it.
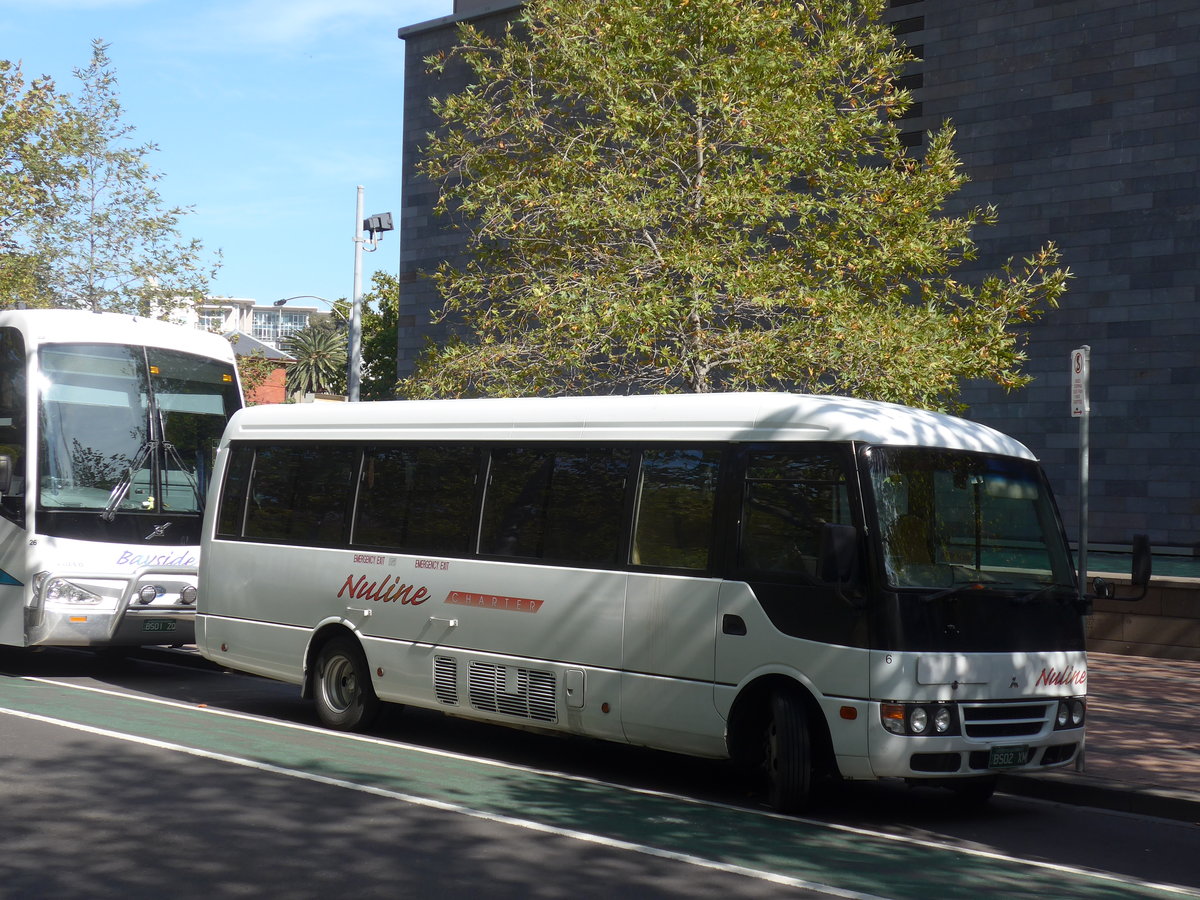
[197,392,1130,810]
[0,309,243,649]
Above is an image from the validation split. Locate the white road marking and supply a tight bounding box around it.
[4,673,1198,899]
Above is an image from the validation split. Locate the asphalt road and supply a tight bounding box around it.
[1,646,1197,900]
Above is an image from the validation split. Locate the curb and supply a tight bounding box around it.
[999,771,1200,824]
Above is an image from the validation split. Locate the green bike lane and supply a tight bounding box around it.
[0,672,1192,900]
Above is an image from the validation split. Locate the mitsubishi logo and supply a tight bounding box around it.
[145,523,172,540]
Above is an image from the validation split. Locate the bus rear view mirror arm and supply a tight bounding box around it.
[1090,534,1152,603]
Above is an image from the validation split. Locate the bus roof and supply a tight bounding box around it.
[0,308,235,362]
[222,393,1036,459]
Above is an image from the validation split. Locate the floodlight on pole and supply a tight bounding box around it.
[349,186,394,402]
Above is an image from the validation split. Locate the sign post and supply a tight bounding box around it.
[1071,346,1091,606]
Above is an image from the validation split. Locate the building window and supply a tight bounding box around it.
[252,310,280,342]
[280,312,309,337]
[198,309,228,332]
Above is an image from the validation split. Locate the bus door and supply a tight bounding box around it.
[620,447,725,756]
[715,446,869,704]
[0,325,27,646]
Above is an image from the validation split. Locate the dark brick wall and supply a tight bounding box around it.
[397,1,1200,551]
[898,1,1200,550]
[397,8,519,378]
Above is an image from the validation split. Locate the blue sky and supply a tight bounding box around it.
[1,0,452,307]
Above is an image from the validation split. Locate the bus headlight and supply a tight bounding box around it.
[1055,697,1086,730]
[34,572,104,606]
[880,702,960,736]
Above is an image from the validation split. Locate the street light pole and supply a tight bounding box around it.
[348,186,394,402]
[349,186,365,402]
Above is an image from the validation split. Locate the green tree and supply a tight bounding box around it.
[0,60,83,305]
[403,0,1069,411]
[23,41,219,315]
[359,271,400,400]
[285,324,347,397]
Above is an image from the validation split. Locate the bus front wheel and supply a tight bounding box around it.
[764,690,813,813]
[313,636,380,732]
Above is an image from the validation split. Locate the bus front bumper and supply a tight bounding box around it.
[25,566,198,647]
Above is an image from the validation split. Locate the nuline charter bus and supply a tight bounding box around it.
[200,392,1097,810]
[0,309,243,649]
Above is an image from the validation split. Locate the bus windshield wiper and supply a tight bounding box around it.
[101,439,156,521]
[1010,583,1075,606]
[919,582,985,603]
[161,437,204,512]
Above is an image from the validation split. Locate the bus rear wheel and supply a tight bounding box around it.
[314,636,380,732]
[764,690,813,813]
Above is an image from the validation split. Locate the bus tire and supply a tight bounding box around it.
[764,689,813,813]
[313,636,380,732]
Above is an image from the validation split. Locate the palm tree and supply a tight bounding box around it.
[285,325,347,397]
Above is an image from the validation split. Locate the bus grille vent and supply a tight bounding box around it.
[468,662,557,723]
[961,703,1050,738]
[434,656,459,706]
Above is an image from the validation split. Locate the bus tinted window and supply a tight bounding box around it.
[541,448,629,565]
[216,445,254,537]
[355,445,480,555]
[481,447,630,565]
[480,448,551,558]
[0,327,26,525]
[243,445,356,545]
[632,448,720,570]
[739,450,850,578]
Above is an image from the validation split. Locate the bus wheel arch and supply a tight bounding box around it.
[726,676,835,812]
[306,627,380,732]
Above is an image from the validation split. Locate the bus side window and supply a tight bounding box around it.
[0,326,26,525]
[631,448,720,570]
[480,448,554,558]
[480,447,629,565]
[216,445,254,537]
[738,450,850,580]
[540,448,629,566]
[354,444,480,555]
[242,444,356,546]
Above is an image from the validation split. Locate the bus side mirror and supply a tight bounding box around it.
[1093,534,1151,603]
[0,454,11,495]
[818,522,860,587]
[1131,533,1151,590]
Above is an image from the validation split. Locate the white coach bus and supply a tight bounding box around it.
[197,392,1139,810]
[0,309,243,649]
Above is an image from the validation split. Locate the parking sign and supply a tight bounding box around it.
[1071,346,1090,417]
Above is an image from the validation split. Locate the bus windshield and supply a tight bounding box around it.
[866,446,1076,595]
[38,343,240,515]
